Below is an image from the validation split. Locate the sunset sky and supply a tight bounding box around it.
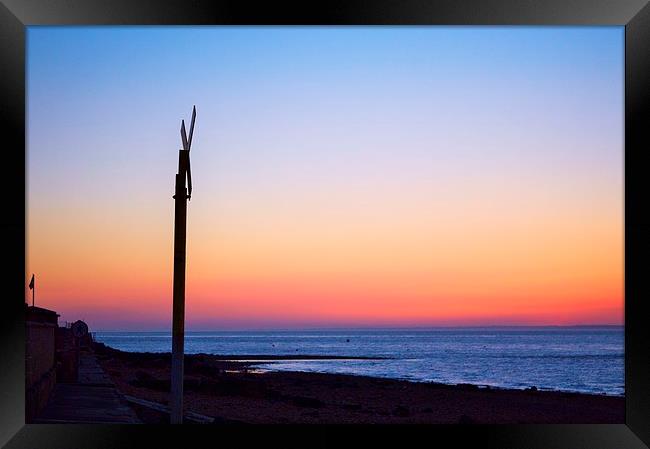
[26,26,624,330]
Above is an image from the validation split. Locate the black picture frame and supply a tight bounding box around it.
[1,1,648,448]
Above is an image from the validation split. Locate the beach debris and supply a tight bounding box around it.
[458,414,475,424]
[291,396,324,408]
[343,403,362,411]
[392,405,410,417]
[124,394,215,424]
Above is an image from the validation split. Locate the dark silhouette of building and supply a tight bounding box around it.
[25,304,59,422]
[25,305,93,422]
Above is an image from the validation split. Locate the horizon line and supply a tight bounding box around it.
[92,323,624,333]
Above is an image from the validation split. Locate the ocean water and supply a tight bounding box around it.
[93,327,624,396]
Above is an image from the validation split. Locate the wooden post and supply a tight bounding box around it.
[171,161,188,424]
[170,107,195,424]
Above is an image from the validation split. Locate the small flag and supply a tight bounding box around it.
[29,274,34,290]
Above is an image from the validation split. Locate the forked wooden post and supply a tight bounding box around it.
[170,107,195,424]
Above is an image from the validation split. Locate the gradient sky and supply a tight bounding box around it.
[26,26,624,330]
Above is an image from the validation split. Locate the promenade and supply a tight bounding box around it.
[34,352,141,424]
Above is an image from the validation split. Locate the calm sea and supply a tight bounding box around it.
[93,327,624,396]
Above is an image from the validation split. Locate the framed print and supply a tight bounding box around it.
[1,1,649,448]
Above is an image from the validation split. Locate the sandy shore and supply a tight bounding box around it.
[93,342,624,424]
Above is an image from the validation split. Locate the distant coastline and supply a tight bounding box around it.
[93,324,624,333]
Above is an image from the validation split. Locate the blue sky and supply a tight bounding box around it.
[26,27,624,330]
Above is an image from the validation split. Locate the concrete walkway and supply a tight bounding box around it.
[34,352,141,424]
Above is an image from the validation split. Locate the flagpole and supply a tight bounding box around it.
[29,274,35,307]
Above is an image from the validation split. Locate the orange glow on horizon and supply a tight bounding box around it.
[27,187,623,329]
